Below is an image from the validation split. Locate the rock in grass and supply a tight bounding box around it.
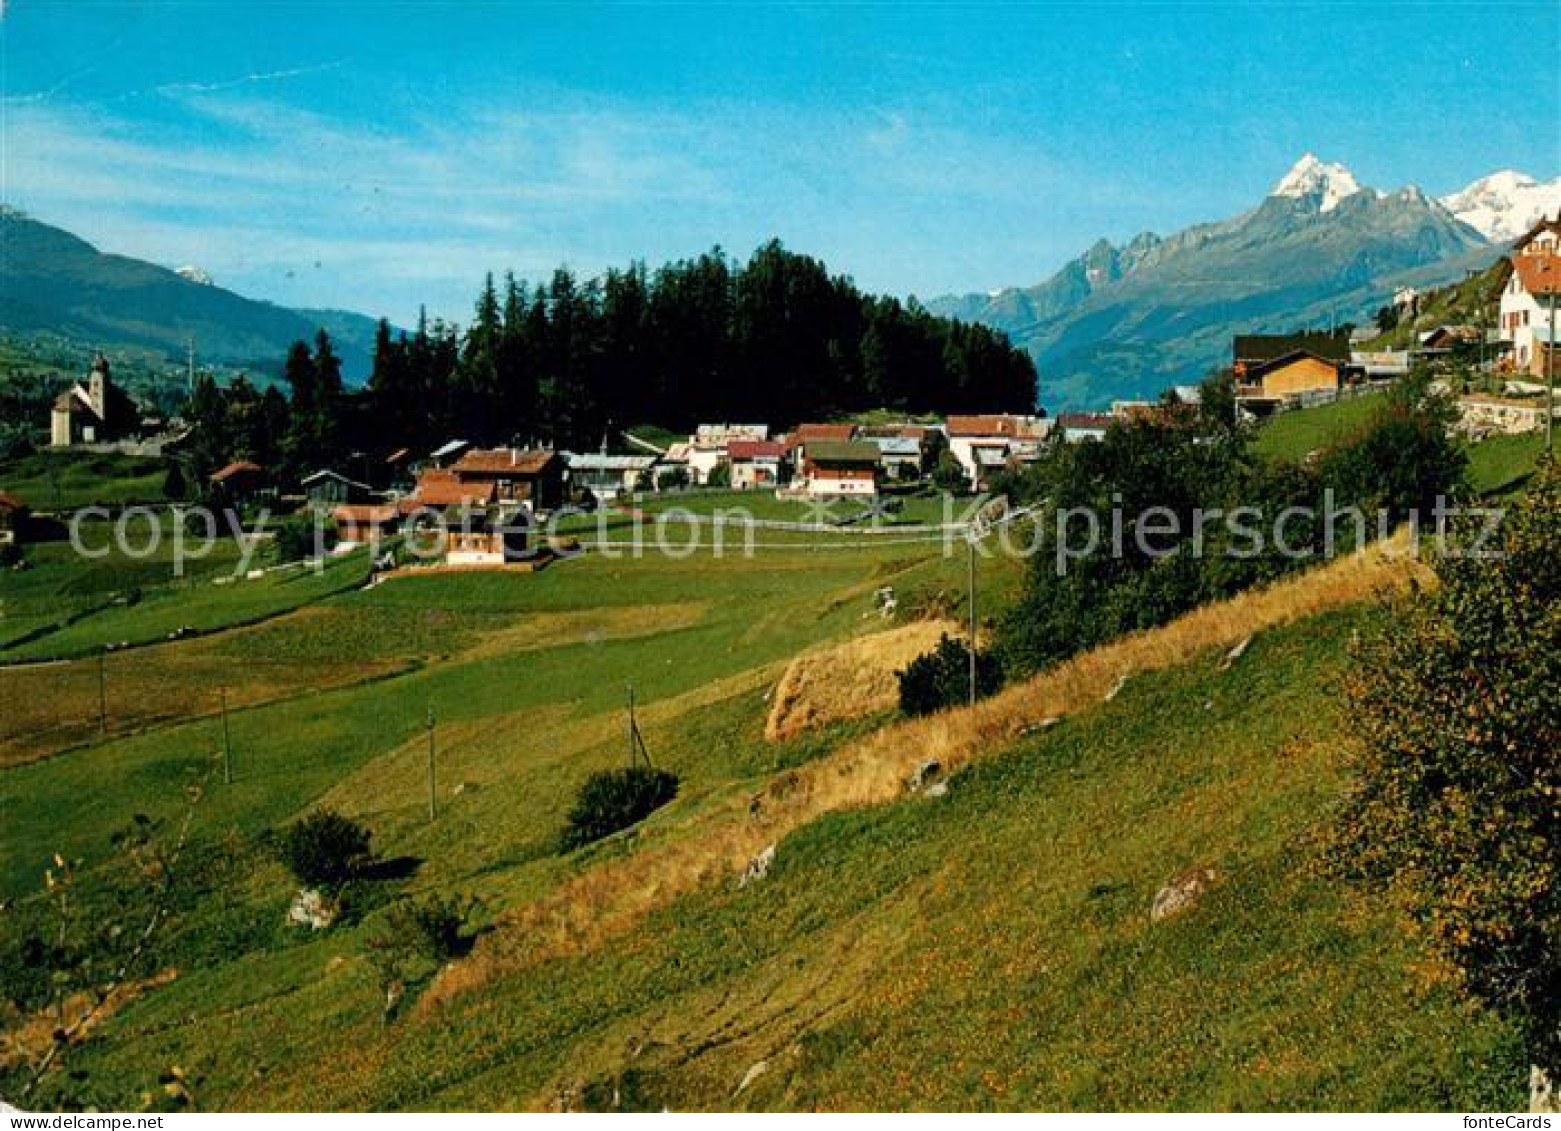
[906,758,942,792]
[287,888,338,930]
[1150,867,1217,923]
[924,780,950,799]
[739,843,776,888]
[736,1059,769,1095]
[1221,635,1254,671]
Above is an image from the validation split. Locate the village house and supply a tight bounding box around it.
[945,414,1047,484]
[1235,350,1342,406]
[801,439,880,499]
[1496,216,1561,379]
[406,467,497,510]
[447,447,564,511]
[301,469,372,508]
[1231,332,1350,409]
[0,490,30,547]
[50,355,141,448]
[787,423,858,479]
[1232,330,1351,370]
[1350,349,1411,380]
[565,452,659,501]
[208,461,267,504]
[1056,412,1114,443]
[869,435,923,479]
[727,440,788,489]
[437,505,537,568]
[686,424,768,485]
[332,503,401,546]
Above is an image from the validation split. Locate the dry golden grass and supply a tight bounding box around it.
[0,969,178,1073]
[424,539,1428,1011]
[764,618,963,742]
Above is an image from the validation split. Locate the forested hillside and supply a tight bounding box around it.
[367,241,1038,451]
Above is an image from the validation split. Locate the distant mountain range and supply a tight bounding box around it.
[930,157,1561,409]
[0,209,383,383]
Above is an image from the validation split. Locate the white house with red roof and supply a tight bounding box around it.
[1497,215,1561,379]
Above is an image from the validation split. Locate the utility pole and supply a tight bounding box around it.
[625,684,651,768]
[219,687,233,785]
[627,684,637,767]
[426,705,437,821]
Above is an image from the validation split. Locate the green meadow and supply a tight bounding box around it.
[3,601,1525,1110]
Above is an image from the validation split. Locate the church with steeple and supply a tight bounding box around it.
[49,354,141,447]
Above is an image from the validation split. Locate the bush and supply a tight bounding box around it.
[273,513,334,562]
[383,894,473,963]
[656,465,690,491]
[930,450,969,494]
[706,462,731,489]
[1333,469,1561,1075]
[279,810,372,887]
[898,634,1004,716]
[1317,375,1465,523]
[560,766,680,850]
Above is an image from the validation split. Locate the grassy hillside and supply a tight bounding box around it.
[1252,391,1558,497]
[0,451,172,510]
[1357,260,1507,352]
[1251,393,1386,463]
[0,537,1527,1110]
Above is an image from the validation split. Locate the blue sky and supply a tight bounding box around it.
[2,1,1557,326]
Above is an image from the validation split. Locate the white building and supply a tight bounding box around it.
[685,423,769,486]
[565,453,659,501]
[945,414,1049,486]
[1497,216,1560,379]
[727,441,787,489]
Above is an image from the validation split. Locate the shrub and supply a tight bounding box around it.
[279,810,372,887]
[898,634,1004,716]
[656,465,690,491]
[560,766,680,850]
[706,462,731,489]
[1333,469,1560,1076]
[1317,375,1465,523]
[930,450,969,495]
[383,894,473,963]
[273,513,333,563]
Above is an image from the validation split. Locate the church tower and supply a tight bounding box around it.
[87,354,110,421]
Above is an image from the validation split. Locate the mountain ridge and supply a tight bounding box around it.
[0,209,383,383]
[931,158,1553,409]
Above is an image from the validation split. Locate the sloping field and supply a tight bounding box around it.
[9,535,1518,1112]
[764,618,962,741]
[46,539,1523,1111]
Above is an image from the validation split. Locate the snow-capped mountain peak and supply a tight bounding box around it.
[1440,170,1561,242]
[175,264,214,286]
[1271,153,1363,213]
